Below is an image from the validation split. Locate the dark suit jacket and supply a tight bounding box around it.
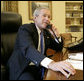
[7,23,63,80]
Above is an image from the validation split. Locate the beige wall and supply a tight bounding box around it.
[51,1,66,33]
[18,1,32,24]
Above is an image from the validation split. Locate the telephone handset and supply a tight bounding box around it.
[46,24,52,29]
[46,24,59,43]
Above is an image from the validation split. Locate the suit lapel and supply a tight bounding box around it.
[32,23,39,49]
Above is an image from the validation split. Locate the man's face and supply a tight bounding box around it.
[34,9,51,30]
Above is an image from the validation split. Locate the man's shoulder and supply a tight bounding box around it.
[19,23,36,31]
[21,23,35,28]
[18,23,37,34]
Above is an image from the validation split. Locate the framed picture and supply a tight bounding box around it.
[28,1,52,20]
[3,1,18,13]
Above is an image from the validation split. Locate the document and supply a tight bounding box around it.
[65,52,83,70]
[68,52,83,61]
[66,59,83,70]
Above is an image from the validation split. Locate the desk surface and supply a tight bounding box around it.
[44,50,83,80]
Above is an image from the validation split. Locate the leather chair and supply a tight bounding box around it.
[1,12,22,80]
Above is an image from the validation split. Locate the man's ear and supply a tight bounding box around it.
[33,16,36,21]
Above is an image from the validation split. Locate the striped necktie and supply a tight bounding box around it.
[40,30,44,55]
[40,30,45,79]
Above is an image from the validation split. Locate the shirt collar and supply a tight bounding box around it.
[35,24,41,35]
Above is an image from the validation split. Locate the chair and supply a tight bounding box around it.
[60,33,77,48]
[1,12,22,80]
[67,38,83,52]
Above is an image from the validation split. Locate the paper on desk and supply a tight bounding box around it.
[68,52,83,61]
[66,59,83,70]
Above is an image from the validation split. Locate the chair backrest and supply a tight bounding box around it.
[60,33,72,47]
[61,33,72,41]
[67,38,83,52]
[1,12,22,65]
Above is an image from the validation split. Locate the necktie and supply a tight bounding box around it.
[40,30,44,55]
[40,30,45,79]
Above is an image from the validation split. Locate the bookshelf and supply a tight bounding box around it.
[65,2,83,32]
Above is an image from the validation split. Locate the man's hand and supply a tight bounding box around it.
[48,60,76,78]
[48,24,60,38]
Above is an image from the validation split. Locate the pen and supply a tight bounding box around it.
[67,73,71,78]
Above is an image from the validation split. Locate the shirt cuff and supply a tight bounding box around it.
[58,37,61,42]
[55,37,61,43]
[40,57,53,68]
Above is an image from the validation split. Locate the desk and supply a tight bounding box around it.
[44,50,83,80]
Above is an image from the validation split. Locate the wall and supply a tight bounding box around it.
[51,1,65,33]
[18,1,33,24]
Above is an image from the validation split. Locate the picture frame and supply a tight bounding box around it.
[4,1,18,13]
[28,1,52,20]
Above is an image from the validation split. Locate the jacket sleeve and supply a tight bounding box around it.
[45,30,63,52]
[50,37,63,52]
[16,25,46,67]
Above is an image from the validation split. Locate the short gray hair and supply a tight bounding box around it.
[33,7,50,17]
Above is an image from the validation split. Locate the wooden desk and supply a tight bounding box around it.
[44,50,83,80]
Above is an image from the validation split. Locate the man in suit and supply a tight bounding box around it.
[7,7,76,80]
